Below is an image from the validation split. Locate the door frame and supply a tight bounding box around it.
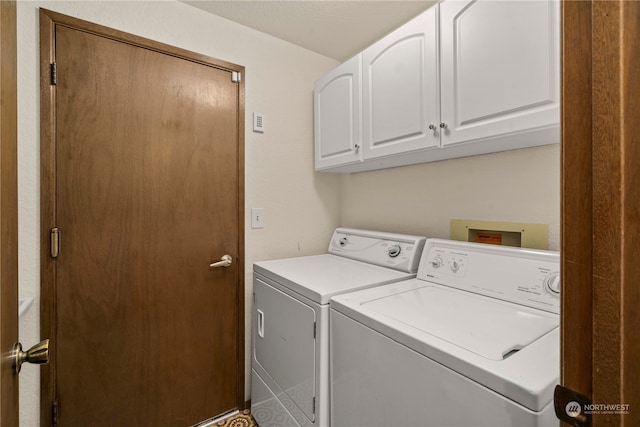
[0,0,19,425]
[561,1,640,425]
[39,9,245,426]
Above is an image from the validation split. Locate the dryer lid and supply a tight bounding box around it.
[362,284,558,360]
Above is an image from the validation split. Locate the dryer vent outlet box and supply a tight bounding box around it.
[450,220,549,250]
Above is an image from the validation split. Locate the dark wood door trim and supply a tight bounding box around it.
[40,9,243,72]
[591,0,624,417]
[39,11,57,425]
[561,1,640,425]
[619,2,640,424]
[560,0,593,400]
[39,9,245,425]
[0,0,19,425]
[592,2,640,424]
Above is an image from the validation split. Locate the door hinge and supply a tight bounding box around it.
[50,227,60,258]
[50,62,57,85]
[313,321,316,339]
[231,71,241,83]
[312,397,316,414]
[52,401,58,426]
[553,384,591,426]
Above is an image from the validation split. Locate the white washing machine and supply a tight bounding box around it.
[330,239,560,427]
[251,228,427,427]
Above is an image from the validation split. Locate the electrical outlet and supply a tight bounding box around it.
[251,208,265,229]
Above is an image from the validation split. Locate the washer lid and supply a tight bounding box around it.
[254,254,414,304]
[362,284,558,360]
[331,279,560,412]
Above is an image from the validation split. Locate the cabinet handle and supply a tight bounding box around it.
[354,144,360,153]
[439,122,448,129]
[428,123,436,130]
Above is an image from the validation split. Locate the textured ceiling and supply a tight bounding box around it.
[182,1,438,61]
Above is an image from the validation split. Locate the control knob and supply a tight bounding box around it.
[339,237,348,247]
[450,260,461,273]
[544,272,561,295]
[430,257,443,268]
[388,244,401,258]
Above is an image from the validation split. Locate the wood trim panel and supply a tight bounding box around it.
[236,61,247,412]
[560,0,593,399]
[39,9,242,73]
[0,0,19,425]
[619,2,640,425]
[590,2,640,424]
[591,2,623,422]
[39,10,57,427]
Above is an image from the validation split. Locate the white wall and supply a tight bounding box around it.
[339,144,560,250]
[16,1,341,425]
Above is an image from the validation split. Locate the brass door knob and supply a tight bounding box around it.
[13,339,50,374]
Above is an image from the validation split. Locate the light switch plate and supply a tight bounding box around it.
[251,208,265,229]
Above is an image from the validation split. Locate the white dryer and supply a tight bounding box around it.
[251,228,427,427]
[330,239,560,427]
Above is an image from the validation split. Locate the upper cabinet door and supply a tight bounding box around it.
[314,55,362,171]
[362,6,440,160]
[439,0,560,147]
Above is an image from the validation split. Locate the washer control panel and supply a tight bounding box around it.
[418,239,560,313]
[425,249,468,276]
[329,228,427,273]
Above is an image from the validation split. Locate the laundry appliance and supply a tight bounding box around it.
[330,238,560,427]
[251,228,427,427]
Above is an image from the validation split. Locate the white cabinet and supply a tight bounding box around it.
[362,6,439,160]
[314,0,560,173]
[439,0,560,149]
[314,55,362,171]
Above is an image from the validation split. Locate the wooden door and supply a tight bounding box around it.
[439,0,560,148]
[361,5,439,160]
[0,0,19,425]
[40,10,244,427]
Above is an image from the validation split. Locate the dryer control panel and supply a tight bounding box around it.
[418,239,560,314]
[329,228,427,273]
